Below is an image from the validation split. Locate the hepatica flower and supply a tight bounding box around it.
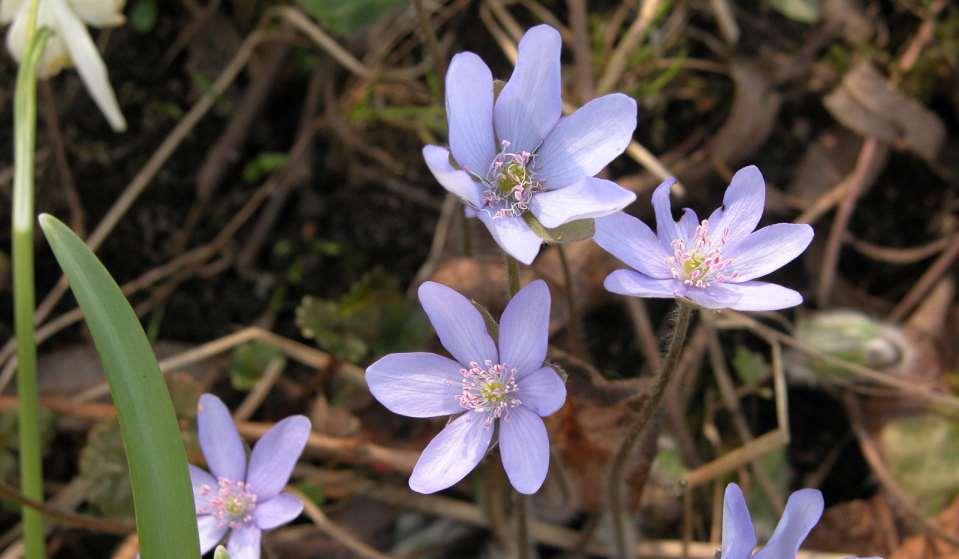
[2,0,126,131]
[595,166,813,311]
[188,394,310,559]
[721,483,880,559]
[424,24,637,265]
[366,280,566,494]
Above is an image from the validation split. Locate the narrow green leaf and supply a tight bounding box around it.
[38,214,200,559]
[522,214,595,244]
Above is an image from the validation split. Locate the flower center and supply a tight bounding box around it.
[457,360,522,423]
[200,478,258,528]
[480,141,543,219]
[667,219,738,288]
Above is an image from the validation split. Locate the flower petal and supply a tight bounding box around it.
[535,93,637,188]
[365,352,467,418]
[530,176,636,228]
[70,0,126,27]
[603,269,682,299]
[409,412,493,494]
[498,280,550,375]
[686,281,803,311]
[493,24,562,153]
[246,415,311,499]
[517,367,565,416]
[708,165,765,245]
[49,0,126,131]
[418,281,498,365]
[227,524,262,559]
[476,213,543,265]
[446,52,496,176]
[594,211,672,278]
[726,223,814,282]
[754,489,824,559]
[423,145,482,207]
[189,464,217,514]
[197,393,247,482]
[197,515,229,555]
[499,407,550,494]
[721,483,757,559]
[651,178,682,249]
[254,492,303,530]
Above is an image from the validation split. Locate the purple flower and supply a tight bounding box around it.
[423,24,638,265]
[721,483,880,559]
[365,280,566,494]
[189,394,310,559]
[594,166,813,311]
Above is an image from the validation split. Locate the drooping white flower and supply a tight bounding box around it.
[2,0,126,131]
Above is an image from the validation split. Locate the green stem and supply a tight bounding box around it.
[13,27,52,559]
[608,300,695,559]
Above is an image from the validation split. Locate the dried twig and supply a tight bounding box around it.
[597,0,665,94]
[887,235,959,322]
[288,487,396,559]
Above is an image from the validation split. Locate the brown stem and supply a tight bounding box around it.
[557,245,587,358]
[608,301,695,559]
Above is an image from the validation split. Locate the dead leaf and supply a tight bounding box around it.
[824,62,945,160]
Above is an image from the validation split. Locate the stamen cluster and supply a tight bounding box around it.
[481,141,542,219]
[200,478,258,529]
[667,219,738,288]
[457,360,522,423]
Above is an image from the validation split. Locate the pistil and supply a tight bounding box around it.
[457,360,521,423]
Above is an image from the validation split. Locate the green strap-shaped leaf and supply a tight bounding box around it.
[38,214,200,558]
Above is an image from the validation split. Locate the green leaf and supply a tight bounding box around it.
[229,341,284,391]
[731,347,768,387]
[881,414,959,515]
[242,152,289,184]
[522,214,595,244]
[38,214,200,559]
[130,0,158,33]
[768,0,820,23]
[298,0,407,36]
[296,270,431,361]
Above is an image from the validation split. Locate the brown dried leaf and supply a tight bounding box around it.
[824,62,945,160]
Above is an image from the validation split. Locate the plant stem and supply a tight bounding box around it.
[13,27,52,559]
[502,252,526,557]
[515,491,529,559]
[608,300,695,559]
[556,245,586,357]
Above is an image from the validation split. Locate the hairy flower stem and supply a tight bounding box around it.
[608,301,695,559]
[503,252,527,558]
[557,245,586,357]
[13,27,52,559]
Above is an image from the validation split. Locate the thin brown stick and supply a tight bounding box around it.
[817,137,885,305]
[233,357,285,422]
[567,0,594,100]
[706,329,784,512]
[39,82,84,236]
[288,487,395,559]
[722,311,959,410]
[887,235,959,322]
[0,477,131,535]
[597,0,665,94]
[844,232,953,264]
[413,0,447,89]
